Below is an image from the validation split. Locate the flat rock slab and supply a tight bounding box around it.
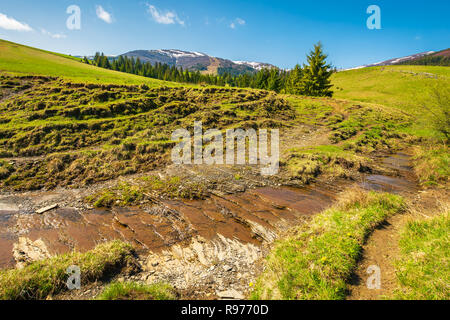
[0,201,20,211]
[216,289,245,300]
[36,204,59,214]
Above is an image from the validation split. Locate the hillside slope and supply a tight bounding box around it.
[0,40,174,86]
[332,65,450,114]
[0,40,445,191]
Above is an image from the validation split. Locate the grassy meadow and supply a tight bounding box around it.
[333,66,450,140]
[332,65,450,113]
[1,40,418,191]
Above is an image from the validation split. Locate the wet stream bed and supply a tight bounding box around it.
[0,153,418,270]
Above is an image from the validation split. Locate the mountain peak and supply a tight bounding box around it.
[119,49,276,75]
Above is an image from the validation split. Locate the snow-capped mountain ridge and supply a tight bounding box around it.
[155,49,207,59]
[342,51,436,71]
[119,49,276,75]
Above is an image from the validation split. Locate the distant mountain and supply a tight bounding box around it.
[343,49,450,71]
[119,49,277,75]
[432,48,450,58]
[395,48,450,66]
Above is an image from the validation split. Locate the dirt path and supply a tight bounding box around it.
[347,213,408,299]
[348,186,448,300]
[202,57,220,75]
[348,152,420,300]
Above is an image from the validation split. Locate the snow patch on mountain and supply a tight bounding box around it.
[341,51,436,71]
[157,49,207,59]
[233,61,274,70]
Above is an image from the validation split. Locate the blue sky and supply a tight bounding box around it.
[0,0,448,69]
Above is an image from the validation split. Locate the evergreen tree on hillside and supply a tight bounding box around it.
[267,68,282,92]
[253,69,270,90]
[135,58,143,75]
[102,55,111,69]
[300,42,333,97]
[285,64,303,94]
[94,52,101,66]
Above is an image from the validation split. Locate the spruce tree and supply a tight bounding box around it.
[267,69,281,92]
[300,42,333,97]
[285,64,303,94]
[94,52,101,66]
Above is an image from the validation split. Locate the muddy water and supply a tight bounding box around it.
[360,153,418,194]
[0,153,418,269]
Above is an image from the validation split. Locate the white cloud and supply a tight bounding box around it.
[96,5,113,24]
[0,13,33,31]
[41,29,67,39]
[236,18,246,26]
[230,17,246,29]
[146,4,184,26]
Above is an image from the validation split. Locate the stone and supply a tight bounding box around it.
[216,289,244,300]
[13,237,51,268]
[223,265,233,272]
[36,204,58,214]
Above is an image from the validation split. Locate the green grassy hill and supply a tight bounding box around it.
[332,65,449,114]
[0,40,294,191]
[332,65,450,140]
[1,39,447,190]
[0,39,175,87]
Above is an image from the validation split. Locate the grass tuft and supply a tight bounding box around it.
[97,281,177,300]
[0,240,134,300]
[392,211,449,300]
[86,175,208,207]
[283,145,371,183]
[412,143,449,187]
